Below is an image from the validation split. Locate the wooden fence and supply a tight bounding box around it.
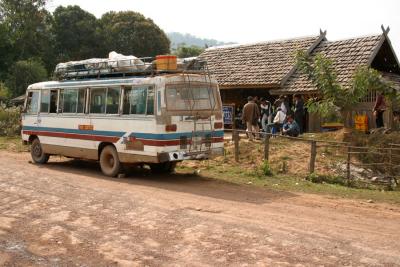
[226,129,400,186]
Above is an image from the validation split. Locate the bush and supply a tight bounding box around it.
[306,173,348,186]
[0,104,21,136]
[261,160,273,176]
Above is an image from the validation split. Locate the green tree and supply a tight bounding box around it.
[0,82,10,102]
[174,44,204,58]
[98,11,170,57]
[6,59,47,97]
[296,51,392,128]
[0,0,52,66]
[52,5,101,61]
[0,23,13,79]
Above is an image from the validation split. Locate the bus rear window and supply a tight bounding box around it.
[165,86,217,111]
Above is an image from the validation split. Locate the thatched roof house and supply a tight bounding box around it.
[199,35,323,89]
[199,26,400,130]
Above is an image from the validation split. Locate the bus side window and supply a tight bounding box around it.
[122,86,155,115]
[132,87,146,115]
[147,87,154,115]
[157,91,162,113]
[26,91,39,114]
[63,89,78,113]
[50,90,58,113]
[106,87,120,114]
[90,88,106,114]
[40,90,50,113]
[77,88,86,113]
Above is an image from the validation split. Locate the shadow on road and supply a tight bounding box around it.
[43,158,297,204]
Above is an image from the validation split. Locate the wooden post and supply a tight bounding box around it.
[346,146,351,186]
[233,129,239,162]
[264,134,270,161]
[389,144,393,176]
[309,141,317,174]
[231,105,236,140]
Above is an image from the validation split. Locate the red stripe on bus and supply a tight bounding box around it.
[22,130,120,143]
[23,131,224,146]
[137,137,224,147]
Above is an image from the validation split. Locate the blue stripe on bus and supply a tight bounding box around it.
[22,126,125,137]
[22,126,224,140]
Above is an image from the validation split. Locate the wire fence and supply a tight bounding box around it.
[224,129,400,188]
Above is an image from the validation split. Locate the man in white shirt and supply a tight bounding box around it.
[266,107,286,134]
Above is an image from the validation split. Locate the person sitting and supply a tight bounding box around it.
[282,115,300,137]
[266,107,286,134]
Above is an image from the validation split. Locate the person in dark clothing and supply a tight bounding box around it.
[293,94,305,134]
[241,96,260,140]
[373,93,386,128]
[282,115,300,137]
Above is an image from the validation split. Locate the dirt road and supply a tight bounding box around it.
[0,151,400,266]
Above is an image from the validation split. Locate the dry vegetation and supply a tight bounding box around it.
[182,132,351,178]
[178,131,400,204]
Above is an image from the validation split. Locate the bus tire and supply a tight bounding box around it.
[31,138,50,164]
[149,162,177,174]
[99,145,121,177]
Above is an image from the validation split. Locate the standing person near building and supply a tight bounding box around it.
[260,98,272,132]
[373,93,386,128]
[241,96,260,140]
[293,94,305,134]
[274,95,289,114]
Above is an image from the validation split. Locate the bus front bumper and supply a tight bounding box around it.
[158,147,224,162]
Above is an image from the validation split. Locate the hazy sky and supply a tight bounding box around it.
[47,0,400,55]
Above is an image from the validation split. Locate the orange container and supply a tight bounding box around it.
[354,114,369,132]
[156,55,177,71]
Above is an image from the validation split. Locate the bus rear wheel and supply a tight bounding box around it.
[31,138,50,164]
[99,145,121,177]
[149,162,177,174]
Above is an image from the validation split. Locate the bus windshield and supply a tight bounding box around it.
[165,85,218,111]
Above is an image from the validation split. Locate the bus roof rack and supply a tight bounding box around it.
[54,55,210,81]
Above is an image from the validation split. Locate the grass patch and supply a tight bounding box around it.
[177,164,400,204]
[0,136,28,152]
[178,133,400,205]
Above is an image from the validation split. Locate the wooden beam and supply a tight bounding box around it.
[279,30,327,88]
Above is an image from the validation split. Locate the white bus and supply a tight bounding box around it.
[21,72,224,176]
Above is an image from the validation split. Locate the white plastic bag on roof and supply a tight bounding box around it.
[108,51,145,71]
[55,58,108,76]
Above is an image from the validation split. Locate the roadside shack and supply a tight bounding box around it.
[200,26,400,132]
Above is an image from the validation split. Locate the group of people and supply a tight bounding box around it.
[241,94,305,140]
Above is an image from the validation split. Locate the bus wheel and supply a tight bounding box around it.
[31,138,50,164]
[149,162,177,174]
[99,145,121,177]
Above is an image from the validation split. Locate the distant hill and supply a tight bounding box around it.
[167,32,233,49]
